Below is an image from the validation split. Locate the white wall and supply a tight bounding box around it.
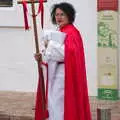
[0,29,38,92]
[0,0,97,96]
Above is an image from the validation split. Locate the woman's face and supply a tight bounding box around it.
[55,8,69,28]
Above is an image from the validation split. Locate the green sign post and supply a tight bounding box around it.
[97,0,119,100]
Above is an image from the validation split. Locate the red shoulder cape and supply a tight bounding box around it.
[60,24,91,120]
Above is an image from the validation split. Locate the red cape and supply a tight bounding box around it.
[35,24,91,120]
[60,24,91,120]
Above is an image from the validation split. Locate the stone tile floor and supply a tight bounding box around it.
[0,91,34,120]
[0,91,120,120]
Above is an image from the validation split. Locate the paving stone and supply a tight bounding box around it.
[0,91,120,120]
[0,91,35,120]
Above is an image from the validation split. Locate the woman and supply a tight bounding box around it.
[35,2,91,120]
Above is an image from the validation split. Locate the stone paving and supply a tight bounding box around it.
[0,91,120,120]
[0,91,34,120]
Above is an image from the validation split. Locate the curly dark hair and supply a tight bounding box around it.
[51,2,76,25]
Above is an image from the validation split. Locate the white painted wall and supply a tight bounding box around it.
[0,0,97,96]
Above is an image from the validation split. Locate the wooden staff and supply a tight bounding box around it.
[30,0,46,119]
[18,0,47,119]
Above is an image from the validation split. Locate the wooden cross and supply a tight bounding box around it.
[18,0,48,120]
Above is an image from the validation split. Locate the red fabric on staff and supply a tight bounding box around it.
[35,62,49,120]
[60,24,92,120]
[22,0,29,30]
[38,0,44,28]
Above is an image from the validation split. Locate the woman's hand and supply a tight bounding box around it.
[34,53,42,62]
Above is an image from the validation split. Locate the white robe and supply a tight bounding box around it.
[41,30,66,120]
